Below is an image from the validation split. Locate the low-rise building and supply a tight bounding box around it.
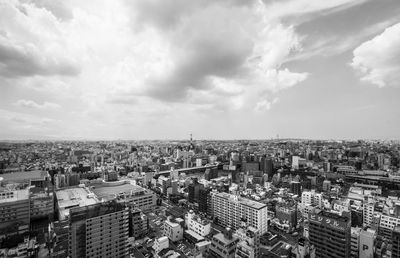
[185,210,211,237]
[209,228,239,258]
[163,216,184,242]
[153,236,169,258]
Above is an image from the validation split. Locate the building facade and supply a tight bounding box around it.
[68,201,129,258]
[308,210,351,258]
[212,193,268,234]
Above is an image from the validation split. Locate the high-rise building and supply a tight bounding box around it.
[378,214,400,240]
[359,228,375,258]
[308,210,351,258]
[275,203,297,233]
[393,226,400,258]
[322,180,331,193]
[0,171,51,237]
[260,157,273,177]
[290,181,302,196]
[68,201,129,258]
[350,227,361,258]
[0,188,30,237]
[188,180,203,203]
[198,188,211,214]
[130,208,149,239]
[363,200,375,227]
[212,192,268,234]
[292,156,300,169]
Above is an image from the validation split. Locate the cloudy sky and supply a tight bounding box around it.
[1,0,400,140]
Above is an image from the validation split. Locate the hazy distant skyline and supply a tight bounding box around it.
[1,0,400,140]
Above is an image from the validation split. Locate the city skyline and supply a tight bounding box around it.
[1,0,400,140]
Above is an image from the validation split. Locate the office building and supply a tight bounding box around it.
[188,179,203,203]
[379,214,400,240]
[130,208,149,238]
[212,192,268,234]
[359,228,375,258]
[68,201,129,258]
[56,187,100,221]
[322,180,331,193]
[290,181,302,196]
[308,210,351,258]
[363,201,375,227]
[350,227,360,258]
[260,157,273,177]
[393,226,400,258]
[0,188,30,237]
[198,188,211,214]
[275,203,297,233]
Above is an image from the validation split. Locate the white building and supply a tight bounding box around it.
[212,192,268,235]
[292,156,300,169]
[163,217,184,242]
[359,228,375,258]
[379,214,400,238]
[363,201,375,227]
[153,236,169,258]
[234,226,260,258]
[186,210,211,237]
[196,159,202,167]
[301,190,322,208]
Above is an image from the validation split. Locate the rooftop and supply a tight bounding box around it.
[56,187,99,220]
[0,170,48,183]
[91,181,147,201]
[213,232,237,245]
[0,188,29,203]
[185,229,204,241]
[216,192,267,210]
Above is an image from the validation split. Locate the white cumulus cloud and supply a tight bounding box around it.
[351,23,400,87]
[15,99,60,109]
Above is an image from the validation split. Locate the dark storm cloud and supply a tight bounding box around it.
[0,42,80,78]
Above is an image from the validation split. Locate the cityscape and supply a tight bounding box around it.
[1,139,400,258]
[1,0,400,258]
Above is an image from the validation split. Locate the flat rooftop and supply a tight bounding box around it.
[216,192,267,210]
[213,232,237,245]
[91,182,147,201]
[185,229,204,241]
[56,187,99,220]
[0,171,48,183]
[0,188,29,203]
